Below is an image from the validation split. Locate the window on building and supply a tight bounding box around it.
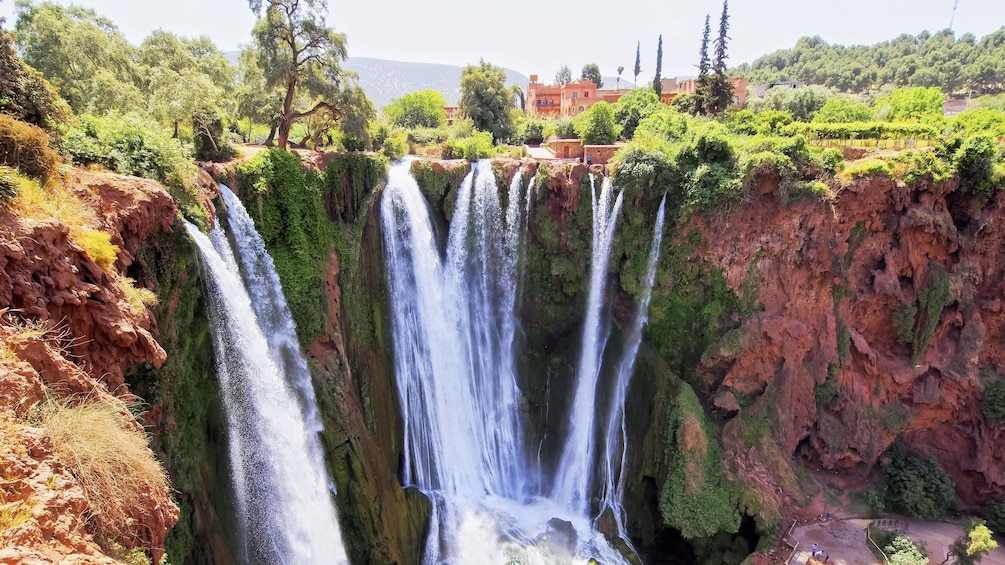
[584,92,589,98]
[572,92,578,98]
[578,105,585,113]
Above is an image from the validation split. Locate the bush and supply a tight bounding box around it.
[381,132,408,160]
[815,371,841,406]
[575,101,617,145]
[980,379,1005,421]
[442,130,494,160]
[814,147,845,173]
[31,396,172,553]
[0,27,71,134]
[881,439,956,519]
[839,158,892,181]
[955,133,997,199]
[613,87,662,139]
[813,97,874,123]
[556,119,577,139]
[893,303,918,345]
[0,113,60,181]
[63,114,204,226]
[985,500,1005,536]
[0,165,18,210]
[517,119,545,145]
[870,528,929,565]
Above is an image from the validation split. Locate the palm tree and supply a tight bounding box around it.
[617,65,625,90]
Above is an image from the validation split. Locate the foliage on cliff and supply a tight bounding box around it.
[660,383,740,539]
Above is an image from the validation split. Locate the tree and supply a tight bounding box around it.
[581,63,603,88]
[942,521,998,565]
[248,0,360,149]
[0,23,69,132]
[235,46,282,143]
[617,65,625,90]
[881,439,957,520]
[555,64,572,85]
[706,0,733,114]
[613,87,662,139]
[696,14,712,114]
[634,41,642,87]
[575,100,616,145]
[460,59,514,142]
[653,35,663,97]
[812,96,874,122]
[384,89,447,128]
[14,1,143,114]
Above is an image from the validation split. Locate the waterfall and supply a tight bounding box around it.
[552,175,624,514]
[596,193,668,540]
[383,160,628,563]
[185,203,348,564]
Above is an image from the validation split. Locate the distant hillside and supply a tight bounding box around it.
[344,57,528,109]
[735,28,1005,94]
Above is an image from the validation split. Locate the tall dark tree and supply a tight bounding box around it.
[695,14,712,114]
[581,63,603,88]
[707,0,733,114]
[634,41,642,86]
[555,64,572,85]
[652,35,663,97]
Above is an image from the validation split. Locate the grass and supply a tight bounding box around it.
[10,170,122,270]
[29,395,171,551]
[120,278,158,314]
[0,414,32,535]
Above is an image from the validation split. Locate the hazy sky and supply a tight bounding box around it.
[2,0,1004,80]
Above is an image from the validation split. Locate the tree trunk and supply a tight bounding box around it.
[277,74,298,150]
[173,120,179,138]
[264,126,276,147]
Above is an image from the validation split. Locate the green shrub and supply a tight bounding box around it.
[815,148,845,173]
[555,119,577,139]
[0,165,18,209]
[0,113,60,181]
[576,101,618,145]
[837,319,852,362]
[881,439,956,520]
[406,127,448,146]
[814,371,841,406]
[893,302,918,345]
[517,119,545,145]
[0,27,72,134]
[913,265,952,363]
[442,130,494,160]
[870,528,929,565]
[381,132,408,160]
[955,133,997,199]
[980,379,1005,421]
[62,114,204,226]
[813,97,874,123]
[613,87,663,139]
[839,158,892,181]
[984,500,1005,536]
[880,404,914,431]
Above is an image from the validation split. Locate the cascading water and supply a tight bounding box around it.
[383,160,630,564]
[552,175,624,514]
[596,194,668,540]
[185,195,348,564]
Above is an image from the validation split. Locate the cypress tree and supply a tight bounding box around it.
[696,14,712,115]
[634,41,642,86]
[653,35,663,97]
[709,0,733,114]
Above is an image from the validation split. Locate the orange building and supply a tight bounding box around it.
[665,77,748,108]
[527,76,603,118]
[528,74,748,120]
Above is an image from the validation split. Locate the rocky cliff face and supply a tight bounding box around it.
[0,170,180,563]
[694,170,1005,512]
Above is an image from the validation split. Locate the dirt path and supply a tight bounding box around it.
[788,517,1005,565]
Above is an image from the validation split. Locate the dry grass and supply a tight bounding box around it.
[0,414,32,535]
[119,278,158,314]
[11,171,122,271]
[30,396,171,550]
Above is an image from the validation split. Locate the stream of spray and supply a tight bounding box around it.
[382,160,626,564]
[184,195,348,564]
[595,193,668,542]
[551,175,625,515]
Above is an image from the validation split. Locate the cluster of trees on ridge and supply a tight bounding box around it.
[736,27,1005,94]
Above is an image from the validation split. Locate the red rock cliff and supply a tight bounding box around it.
[694,170,1005,512]
[0,170,179,563]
